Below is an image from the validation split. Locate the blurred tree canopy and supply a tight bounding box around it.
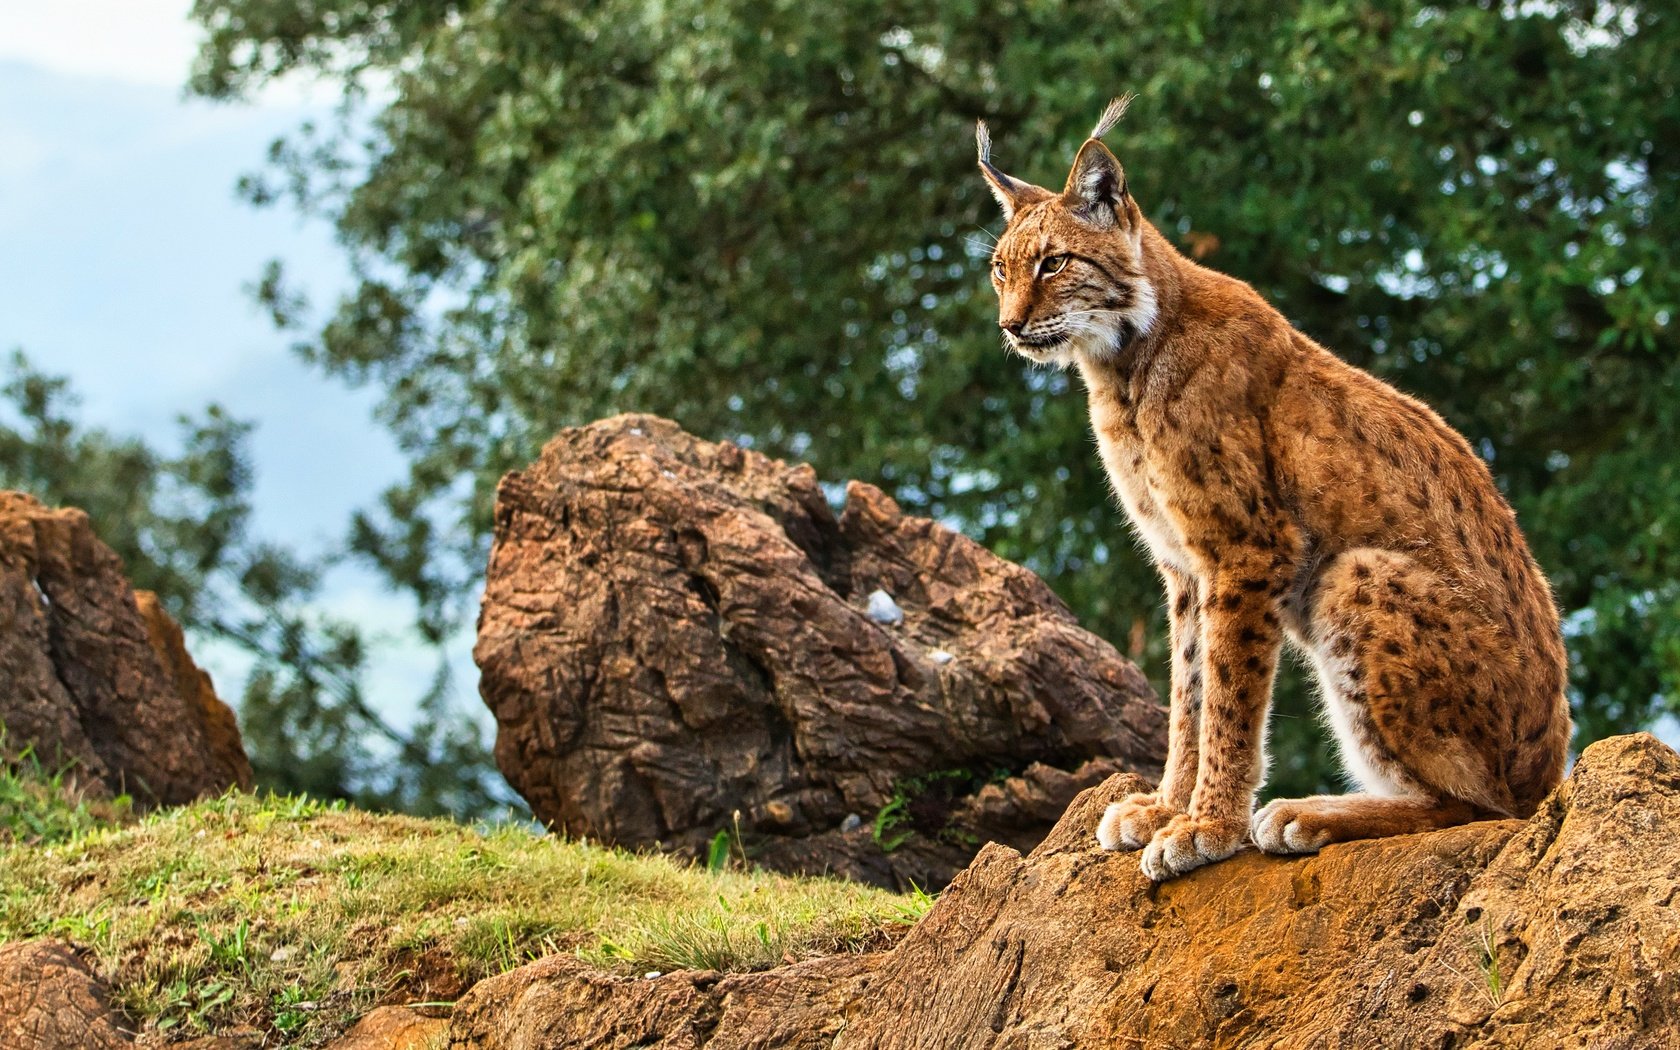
[0,353,505,817]
[189,0,1677,795]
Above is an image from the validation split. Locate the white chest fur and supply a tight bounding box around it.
[1088,399,1195,574]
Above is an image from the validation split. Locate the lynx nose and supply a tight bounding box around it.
[1001,319,1025,336]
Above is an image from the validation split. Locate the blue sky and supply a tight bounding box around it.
[0,2,476,733]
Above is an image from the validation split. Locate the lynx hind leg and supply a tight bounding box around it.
[1288,547,1515,842]
[1252,793,1482,854]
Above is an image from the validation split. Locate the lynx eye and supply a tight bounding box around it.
[1039,254,1070,277]
[992,259,1006,281]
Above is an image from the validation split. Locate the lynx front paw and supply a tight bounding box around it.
[1251,799,1335,855]
[1140,812,1247,882]
[1096,792,1180,851]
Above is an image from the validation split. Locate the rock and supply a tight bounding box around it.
[0,492,251,807]
[448,954,876,1050]
[156,1033,265,1050]
[134,591,254,794]
[864,588,904,626]
[444,733,1680,1048]
[0,940,131,1050]
[474,415,1164,889]
[327,1006,450,1050]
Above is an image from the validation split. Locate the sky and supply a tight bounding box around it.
[0,1,477,733]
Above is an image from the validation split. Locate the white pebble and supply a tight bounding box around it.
[866,589,904,626]
[839,813,863,833]
[930,649,954,665]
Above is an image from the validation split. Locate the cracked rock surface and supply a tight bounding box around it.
[448,733,1680,1049]
[474,414,1164,890]
[0,491,251,806]
[0,940,132,1050]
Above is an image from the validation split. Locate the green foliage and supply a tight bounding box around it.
[873,767,1009,851]
[0,352,506,818]
[705,810,749,872]
[0,740,132,847]
[889,881,939,926]
[872,796,914,854]
[189,1,1679,791]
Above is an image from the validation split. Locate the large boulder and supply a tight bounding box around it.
[447,732,1680,1048]
[475,415,1165,889]
[0,492,251,806]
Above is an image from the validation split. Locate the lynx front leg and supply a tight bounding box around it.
[1141,559,1285,881]
[1099,569,1202,850]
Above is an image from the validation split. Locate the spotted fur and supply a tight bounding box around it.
[981,105,1572,881]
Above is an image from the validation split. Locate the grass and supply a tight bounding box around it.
[1475,914,1505,1008]
[0,770,927,1047]
[0,744,131,846]
[1438,910,1508,1011]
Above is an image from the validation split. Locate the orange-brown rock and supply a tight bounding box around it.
[474,415,1164,890]
[0,940,132,1050]
[447,733,1680,1048]
[134,590,254,793]
[326,1006,450,1050]
[448,955,875,1050]
[0,491,251,806]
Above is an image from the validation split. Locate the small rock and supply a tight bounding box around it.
[840,813,863,833]
[269,946,293,962]
[866,589,905,626]
[930,649,954,665]
[324,1005,448,1050]
[644,971,662,979]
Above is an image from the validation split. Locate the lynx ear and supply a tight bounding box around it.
[1063,138,1129,230]
[976,120,1032,221]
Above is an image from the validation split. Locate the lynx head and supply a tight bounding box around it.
[978,96,1157,367]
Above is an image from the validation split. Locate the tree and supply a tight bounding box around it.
[0,352,507,817]
[189,0,1679,794]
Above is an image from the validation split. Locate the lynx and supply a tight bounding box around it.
[977,98,1571,881]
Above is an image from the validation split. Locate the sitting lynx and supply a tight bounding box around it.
[976,98,1571,881]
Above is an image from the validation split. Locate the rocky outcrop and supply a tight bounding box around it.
[0,492,251,806]
[447,733,1680,1048]
[474,415,1164,889]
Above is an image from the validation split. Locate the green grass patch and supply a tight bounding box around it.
[0,744,132,846]
[0,785,922,1047]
